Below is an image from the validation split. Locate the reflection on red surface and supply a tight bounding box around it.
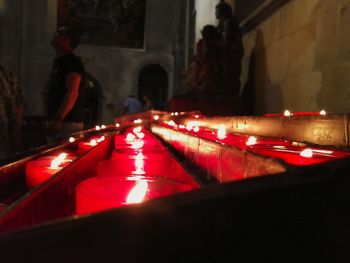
[75,176,195,215]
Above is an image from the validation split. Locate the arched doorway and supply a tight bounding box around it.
[138,64,168,110]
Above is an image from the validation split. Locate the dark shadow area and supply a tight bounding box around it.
[238,50,256,115]
[83,72,104,128]
[138,64,168,110]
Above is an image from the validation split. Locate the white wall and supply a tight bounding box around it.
[194,0,220,44]
[242,0,350,115]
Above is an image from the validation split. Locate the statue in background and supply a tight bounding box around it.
[184,24,221,99]
[214,0,244,101]
[184,0,243,103]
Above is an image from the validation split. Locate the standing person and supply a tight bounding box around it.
[0,64,24,158]
[184,24,221,98]
[43,26,85,142]
[123,95,143,114]
[214,0,244,100]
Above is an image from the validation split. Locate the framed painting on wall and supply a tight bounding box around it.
[57,0,146,49]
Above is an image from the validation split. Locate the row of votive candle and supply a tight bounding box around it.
[75,126,199,215]
[161,120,350,166]
[25,135,106,189]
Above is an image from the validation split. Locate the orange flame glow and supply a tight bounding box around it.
[300,148,313,158]
[131,140,144,149]
[217,124,226,139]
[126,180,148,204]
[126,133,136,142]
[90,139,97,146]
[284,110,292,117]
[246,136,257,146]
[50,153,68,169]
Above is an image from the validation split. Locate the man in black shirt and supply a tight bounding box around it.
[44,26,85,140]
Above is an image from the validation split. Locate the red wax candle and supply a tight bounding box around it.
[110,148,166,161]
[75,176,195,215]
[78,140,98,150]
[248,145,348,166]
[96,158,188,179]
[26,153,73,188]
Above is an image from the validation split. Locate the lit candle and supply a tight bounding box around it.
[125,180,148,204]
[320,110,327,116]
[26,153,73,188]
[283,110,292,117]
[78,138,99,150]
[97,158,168,178]
[75,176,195,215]
[217,124,226,140]
[246,136,257,146]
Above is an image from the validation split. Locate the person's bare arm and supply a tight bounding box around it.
[46,73,81,134]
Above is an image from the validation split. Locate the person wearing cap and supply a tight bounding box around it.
[43,26,86,142]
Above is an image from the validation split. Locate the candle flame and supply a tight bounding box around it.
[126,133,136,142]
[320,110,327,116]
[217,124,226,139]
[126,180,148,204]
[101,125,106,129]
[97,136,105,143]
[167,120,176,126]
[133,126,142,133]
[50,153,68,169]
[193,126,200,132]
[175,112,179,116]
[153,115,160,120]
[90,139,97,146]
[284,110,292,117]
[134,119,142,124]
[131,140,144,149]
[186,121,200,131]
[69,137,75,143]
[194,115,199,119]
[246,136,257,146]
[136,132,145,139]
[115,123,120,128]
[300,148,313,158]
[95,125,101,131]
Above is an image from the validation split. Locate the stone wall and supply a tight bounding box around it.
[241,0,350,115]
[0,0,183,124]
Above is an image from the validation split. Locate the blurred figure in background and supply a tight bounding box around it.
[214,0,244,101]
[123,94,143,114]
[0,64,24,158]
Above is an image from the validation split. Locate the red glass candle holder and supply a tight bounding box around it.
[110,148,166,160]
[75,176,195,215]
[26,158,73,188]
[248,145,347,166]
